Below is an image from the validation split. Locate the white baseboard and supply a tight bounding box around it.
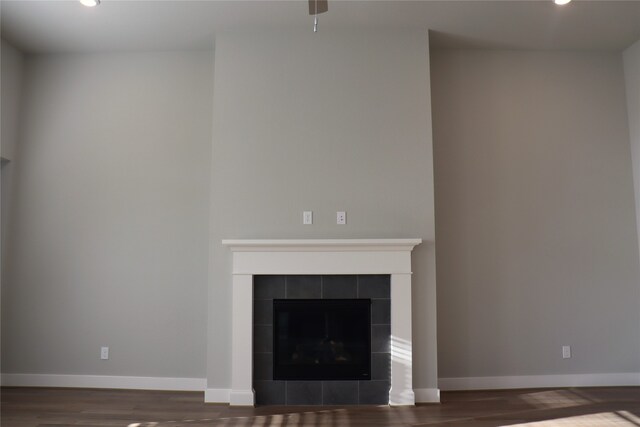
[10,373,635,403]
[414,388,441,403]
[439,373,640,391]
[205,388,231,403]
[1,373,206,391]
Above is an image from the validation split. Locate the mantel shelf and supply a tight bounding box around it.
[221,238,422,252]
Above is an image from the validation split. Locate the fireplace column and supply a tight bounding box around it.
[230,274,254,405]
[389,273,414,405]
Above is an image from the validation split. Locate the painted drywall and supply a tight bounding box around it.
[431,50,640,380]
[1,39,24,288]
[625,40,640,261]
[1,51,213,379]
[1,39,23,161]
[209,30,437,391]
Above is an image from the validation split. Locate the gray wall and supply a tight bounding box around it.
[625,40,640,260]
[4,32,638,392]
[1,39,24,162]
[1,40,24,296]
[431,50,640,379]
[1,51,213,378]
[208,30,437,391]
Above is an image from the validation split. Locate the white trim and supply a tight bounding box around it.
[414,388,441,403]
[439,373,640,391]
[1,373,205,391]
[229,389,255,406]
[205,388,231,403]
[221,238,422,252]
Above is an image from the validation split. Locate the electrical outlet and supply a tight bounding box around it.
[101,346,109,360]
[337,211,346,225]
[303,211,313,225]
[562,345,571,359]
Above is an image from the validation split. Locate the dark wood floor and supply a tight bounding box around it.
[2,386,640,426]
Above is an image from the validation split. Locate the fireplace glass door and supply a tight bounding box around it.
[273,299,371,381]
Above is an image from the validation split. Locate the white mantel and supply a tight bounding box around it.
[221,238,421,406]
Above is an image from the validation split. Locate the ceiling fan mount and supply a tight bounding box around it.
[309,0,328,15]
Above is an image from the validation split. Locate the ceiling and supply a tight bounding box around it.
[1,0,639,54]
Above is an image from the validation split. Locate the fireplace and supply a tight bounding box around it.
[221,239,421,406]
[273,299,371,381]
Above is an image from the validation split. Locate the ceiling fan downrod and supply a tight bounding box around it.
[309,0,327,33]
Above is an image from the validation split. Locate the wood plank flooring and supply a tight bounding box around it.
[2,386,640,426]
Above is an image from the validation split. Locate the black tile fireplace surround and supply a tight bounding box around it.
[253,275,391,406]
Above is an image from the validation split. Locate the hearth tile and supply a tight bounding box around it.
[371,353,391,381]
[357,275,390,298]
[254,299,273,325]
[286,381,322,405]
[371,299,391,325]
[322,381,358,405]
[253,325,273,353]
[254,275,285,300]
[322,275,357,299]
[254,380,285,405]
[358,380,390,405]
[286,276,321,299]
[371,325,391,353]
[253,353,272,380]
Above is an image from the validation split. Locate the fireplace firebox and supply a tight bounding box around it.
[273,299,371,381]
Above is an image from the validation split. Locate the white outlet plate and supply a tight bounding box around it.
[303,211,313,225]
[337,211,346,225]
[101,346,109,360]
[562,345,571,359]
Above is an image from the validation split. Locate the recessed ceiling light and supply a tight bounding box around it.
[554,0,571,5]
[79,0,100,7]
